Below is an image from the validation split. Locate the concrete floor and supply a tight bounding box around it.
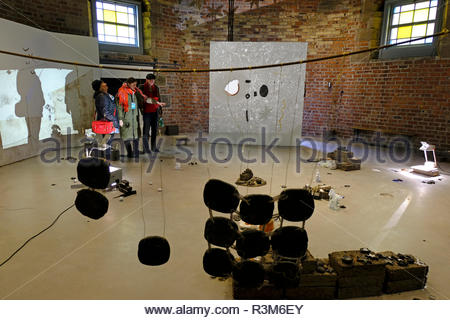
[0,138,449,300]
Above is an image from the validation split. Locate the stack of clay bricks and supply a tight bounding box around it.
[329,250,386,299]
[285,251,337,299]
[327,147,361,171]
[380,251,429,294]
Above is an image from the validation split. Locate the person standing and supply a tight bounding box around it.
[116,77,146,158]
[92,80,119,147]
[139,73,166,153]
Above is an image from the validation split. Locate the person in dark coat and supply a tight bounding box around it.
[92,80,119,146]
[139,73,166,153]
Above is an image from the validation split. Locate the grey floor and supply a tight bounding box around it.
[0,139,449,300]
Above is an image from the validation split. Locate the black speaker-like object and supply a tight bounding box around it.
[239,194,274,225]
[202,248,234,277]
[271,226,308,258]
[235,229,270,259]
[278,189,315,222]
[203,179,241,213]
[75,189,109,219]
[77,157,110,189]
[204,217,239,248]
[232,260,265,288]
[138,236,171,266]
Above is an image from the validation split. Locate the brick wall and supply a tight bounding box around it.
[0,0,90,35]
[176,0,450,150]
[1,0,448,150]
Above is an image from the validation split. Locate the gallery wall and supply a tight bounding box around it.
[0,18,100,166]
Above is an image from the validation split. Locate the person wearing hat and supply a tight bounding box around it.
[91,79,119,147]
[139,73,166,153]
[116,77,147,158]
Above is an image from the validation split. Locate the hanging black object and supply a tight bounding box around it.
[271,226,308,258]
[236,229,270,259]
[232,260,265,288]
[203,179,240,213]
[77,157,110,189]
[204,217,239,248]
[269,261,301,288]
[138,236,171,266]
[278,189,315,222]
[203,248,234,277]
[75,189,109,219]
[239,194,274,225]
[259,85,269,97]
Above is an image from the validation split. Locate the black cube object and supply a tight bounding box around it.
[204,217,239,248]
[239,194,274,225]
[203,179,241,213]
[271,226,308,258]
[278,189,315,222]
[232,260,265,288]
[269,261,301,288]
[138,236,171,266]
[236,229,270,259]
[75,189,109,220]
[203,248,234,277]
[77,157,110,189]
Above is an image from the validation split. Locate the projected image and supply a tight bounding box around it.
[0,68,81,149]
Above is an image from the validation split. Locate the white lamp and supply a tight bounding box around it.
[411,141,439,176]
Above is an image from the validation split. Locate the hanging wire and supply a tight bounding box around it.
[159,158,167,237]
[268,66,284,195]
[0,31,447,73]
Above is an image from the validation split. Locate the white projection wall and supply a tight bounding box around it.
[0,18,100,166]
[209,42,307,146]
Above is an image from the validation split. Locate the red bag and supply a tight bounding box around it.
[92,103,116,134]
[92,120,114,134]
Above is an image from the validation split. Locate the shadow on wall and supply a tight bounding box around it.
[15,68,45,148]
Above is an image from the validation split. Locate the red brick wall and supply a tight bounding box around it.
[176,0,450,150]
[0,0,90,35]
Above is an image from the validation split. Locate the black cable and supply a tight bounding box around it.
[0,204,75,267]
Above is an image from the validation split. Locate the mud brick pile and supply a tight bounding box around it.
[379,251,429,294]
[329,250,386,299]
[327,148,361,171]
[287,255,337,299]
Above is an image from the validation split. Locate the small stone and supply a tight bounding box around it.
[316,266,326,273]
[360,248,371,254]
[317,260,325,267]
[342,256,353,265]
[119,197,124,202]
[158,188,163,192]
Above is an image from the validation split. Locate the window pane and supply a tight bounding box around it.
[401,4,415,12]
[128,7,134,14]
[96,8,103,21]
[97,22,104,35]
[103,10,116,23]
[410,38,425,45]
[427,22,435,35]
[430,0,438,7]
[429,7,437,20]
[392,13,400,25]
[117,37,129,44]
[96,1,103,9]
[104,23,117,36]
[415,1,430,10]
[129,27,135,38]
[413,8,429,22]
[398,26,412,38]
[128,14,135,25]
[116,5,128,13]
[399,11,414,24]
[105,35,117,43]
[390,39,397,44]
[103,3,115,11]
[117,25,128,37]
[98,34,105,41]
[117,12,128,24]
[391,27,398,40]
[425,37,433,43]
[412,24,427,37]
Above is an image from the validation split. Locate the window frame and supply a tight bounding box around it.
[379,0,445,59]
[91,0,143,54]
